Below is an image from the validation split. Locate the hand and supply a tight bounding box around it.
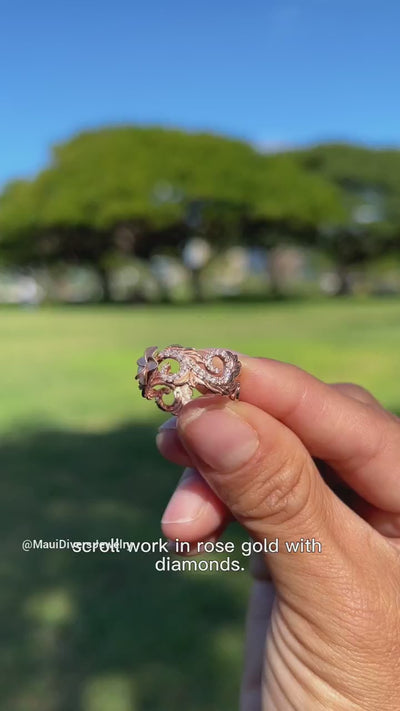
[156,356,400,710]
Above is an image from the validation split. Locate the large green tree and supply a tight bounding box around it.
[291,143,400,294]
[0,126,343,301]
[0,127,266,300]
[240,153,345,295]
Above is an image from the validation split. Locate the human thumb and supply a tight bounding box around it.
[176,395,385,605]
[176,396,400,708]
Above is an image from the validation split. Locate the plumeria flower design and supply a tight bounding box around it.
[135,345,159,390]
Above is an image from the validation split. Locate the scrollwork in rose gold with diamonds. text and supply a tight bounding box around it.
[135,345,241,415]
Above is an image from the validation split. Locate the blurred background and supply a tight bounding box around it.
[1,1,400,709]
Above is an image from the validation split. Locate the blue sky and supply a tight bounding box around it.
[1,0,400,186]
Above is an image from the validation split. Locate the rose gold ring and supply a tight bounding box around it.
[135,345,241,415]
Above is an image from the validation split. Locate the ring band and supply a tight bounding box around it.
[135,345,241,415]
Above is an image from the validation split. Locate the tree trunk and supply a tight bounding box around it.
[190,267,204,302]
[267,248,284,298]
[335,265,352,296]
[97,265,112,303]
[156,279,172,303]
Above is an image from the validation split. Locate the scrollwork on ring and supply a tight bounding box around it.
[135,345,241,415]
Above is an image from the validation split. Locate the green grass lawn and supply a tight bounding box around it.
[1,298,400,711]
[1,297,400,432]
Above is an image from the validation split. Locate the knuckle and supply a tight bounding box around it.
[331,381,376,404]
[231,444,313,526]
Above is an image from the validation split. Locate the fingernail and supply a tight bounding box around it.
[161,468,207,524]
[156,418,178,450]
[155,430,174,451]
[178,405,259,471]
[158,418,177,432]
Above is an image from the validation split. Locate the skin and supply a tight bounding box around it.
[156,355,400,710]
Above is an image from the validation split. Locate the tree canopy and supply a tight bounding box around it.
[0,126,343,248]
[4,127,400,299]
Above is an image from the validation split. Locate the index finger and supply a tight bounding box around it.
[238,355,400,511]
